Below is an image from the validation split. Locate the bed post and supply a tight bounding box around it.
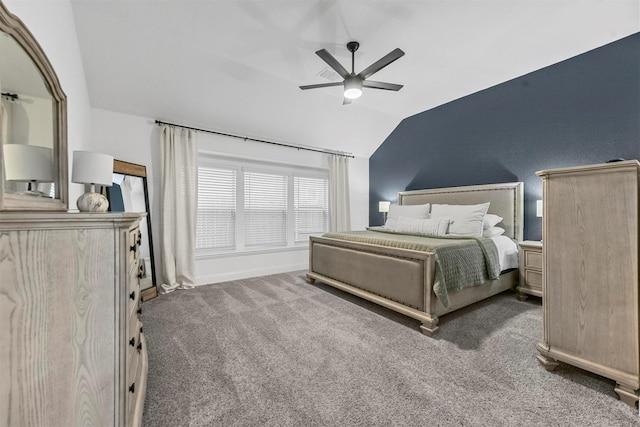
[421,256,438,335]
[306,238,316,284]
[420,316,439,336]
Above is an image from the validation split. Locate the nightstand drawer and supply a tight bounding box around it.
[525,270,542,287]
[524,250,542,270]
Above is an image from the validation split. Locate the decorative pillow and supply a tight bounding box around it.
[394,216,450,237]
[430,202,490,237]
[384,203,430,229]
[483,214,503,229]
[483,226,506,237]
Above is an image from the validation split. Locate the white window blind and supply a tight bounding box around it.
[294,176,328,242]
[244,171,288,248]
[196,154,329,254]
[196,166,236,250]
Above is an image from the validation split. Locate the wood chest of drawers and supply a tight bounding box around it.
[0,212,148,426]
[536,161,640,408]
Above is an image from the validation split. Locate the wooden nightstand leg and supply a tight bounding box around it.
[305,274,316,284]
[517,292,528,301]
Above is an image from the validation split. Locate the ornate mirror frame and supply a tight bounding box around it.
[0,1,68,211]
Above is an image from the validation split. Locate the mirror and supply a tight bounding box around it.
[0,1,67,211]
[107,160,158,300]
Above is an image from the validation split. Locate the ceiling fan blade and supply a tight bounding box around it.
[342,97,352,105]
[357,48,405,80]
[362,80,403,91]
[315,49,350,79]
[299,82,344,90]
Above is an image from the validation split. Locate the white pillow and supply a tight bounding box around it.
[430,202,490,237]
[483,214,503,229]
[483,226,506,237]
[394,216,450,237]
[384,203,430,229]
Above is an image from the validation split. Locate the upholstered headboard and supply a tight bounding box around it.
[398,182,524,241]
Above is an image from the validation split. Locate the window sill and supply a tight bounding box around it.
[196,244,309,260]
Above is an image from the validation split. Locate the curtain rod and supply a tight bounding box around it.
[155,120,354,158]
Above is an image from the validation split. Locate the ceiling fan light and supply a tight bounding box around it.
[344,78,362,99]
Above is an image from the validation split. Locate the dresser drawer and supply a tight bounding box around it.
[524,250,542,270]
[128,310,141,348]
[127,333,148,427]
[127,338,141,389]
[127,285,139,317]
[127,227,141,268]
[126,356,140,422]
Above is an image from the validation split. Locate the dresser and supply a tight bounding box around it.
[517,240,543,300]
[0,212,148,426]
[536,160,640,408]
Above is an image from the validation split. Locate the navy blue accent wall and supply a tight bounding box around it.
[369,33,640,240]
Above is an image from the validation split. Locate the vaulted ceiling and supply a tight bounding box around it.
[70,1,639,158]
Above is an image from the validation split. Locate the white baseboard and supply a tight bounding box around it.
[195,262,307,286]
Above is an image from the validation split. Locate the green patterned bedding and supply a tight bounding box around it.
[322,227,501,308]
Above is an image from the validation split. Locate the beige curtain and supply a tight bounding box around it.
[159,125,197,293]
[329,154,351,232]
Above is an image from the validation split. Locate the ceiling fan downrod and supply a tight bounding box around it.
[346,41,359,75]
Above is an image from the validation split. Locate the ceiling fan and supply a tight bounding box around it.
[300,41,405,104]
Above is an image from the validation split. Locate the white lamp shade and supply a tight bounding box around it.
[4,144,54,182]
[379,201,391,213]
[344,77,363,99]
[72,151,114,187]
[536,200,543,217]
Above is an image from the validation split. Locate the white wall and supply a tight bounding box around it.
[4,0,369,286]
[5,0,93,206]
[90,108,369,286]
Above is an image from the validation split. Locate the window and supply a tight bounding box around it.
[196,155,328,254]
[244,171,288,248]
[196,166,236,250]
[294,176,328,242]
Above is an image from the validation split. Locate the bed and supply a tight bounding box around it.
[306,182,524,336]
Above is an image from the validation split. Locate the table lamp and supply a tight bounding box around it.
[72,151,113,212]
[379,201,390,223]
[3,144,54,196]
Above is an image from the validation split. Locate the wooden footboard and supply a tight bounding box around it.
[308,182,523,336]
[307,236,517,336]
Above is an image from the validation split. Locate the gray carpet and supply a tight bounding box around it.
[140,271,638,426]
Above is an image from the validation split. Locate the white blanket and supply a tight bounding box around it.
[491,236,519,271]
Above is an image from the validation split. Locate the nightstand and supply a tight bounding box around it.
[517,240,542,300]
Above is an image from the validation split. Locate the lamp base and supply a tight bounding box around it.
[77,192,109,212]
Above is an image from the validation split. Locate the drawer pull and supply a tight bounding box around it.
[137,307,142,315]
[129,383,135,393]
[129,244,137,253]
[137,272,143,279]
[129,291,136,300]
[140,326,143,334]
[137,342,142,353]
[129,337,135,347]
[137,234,142,246]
